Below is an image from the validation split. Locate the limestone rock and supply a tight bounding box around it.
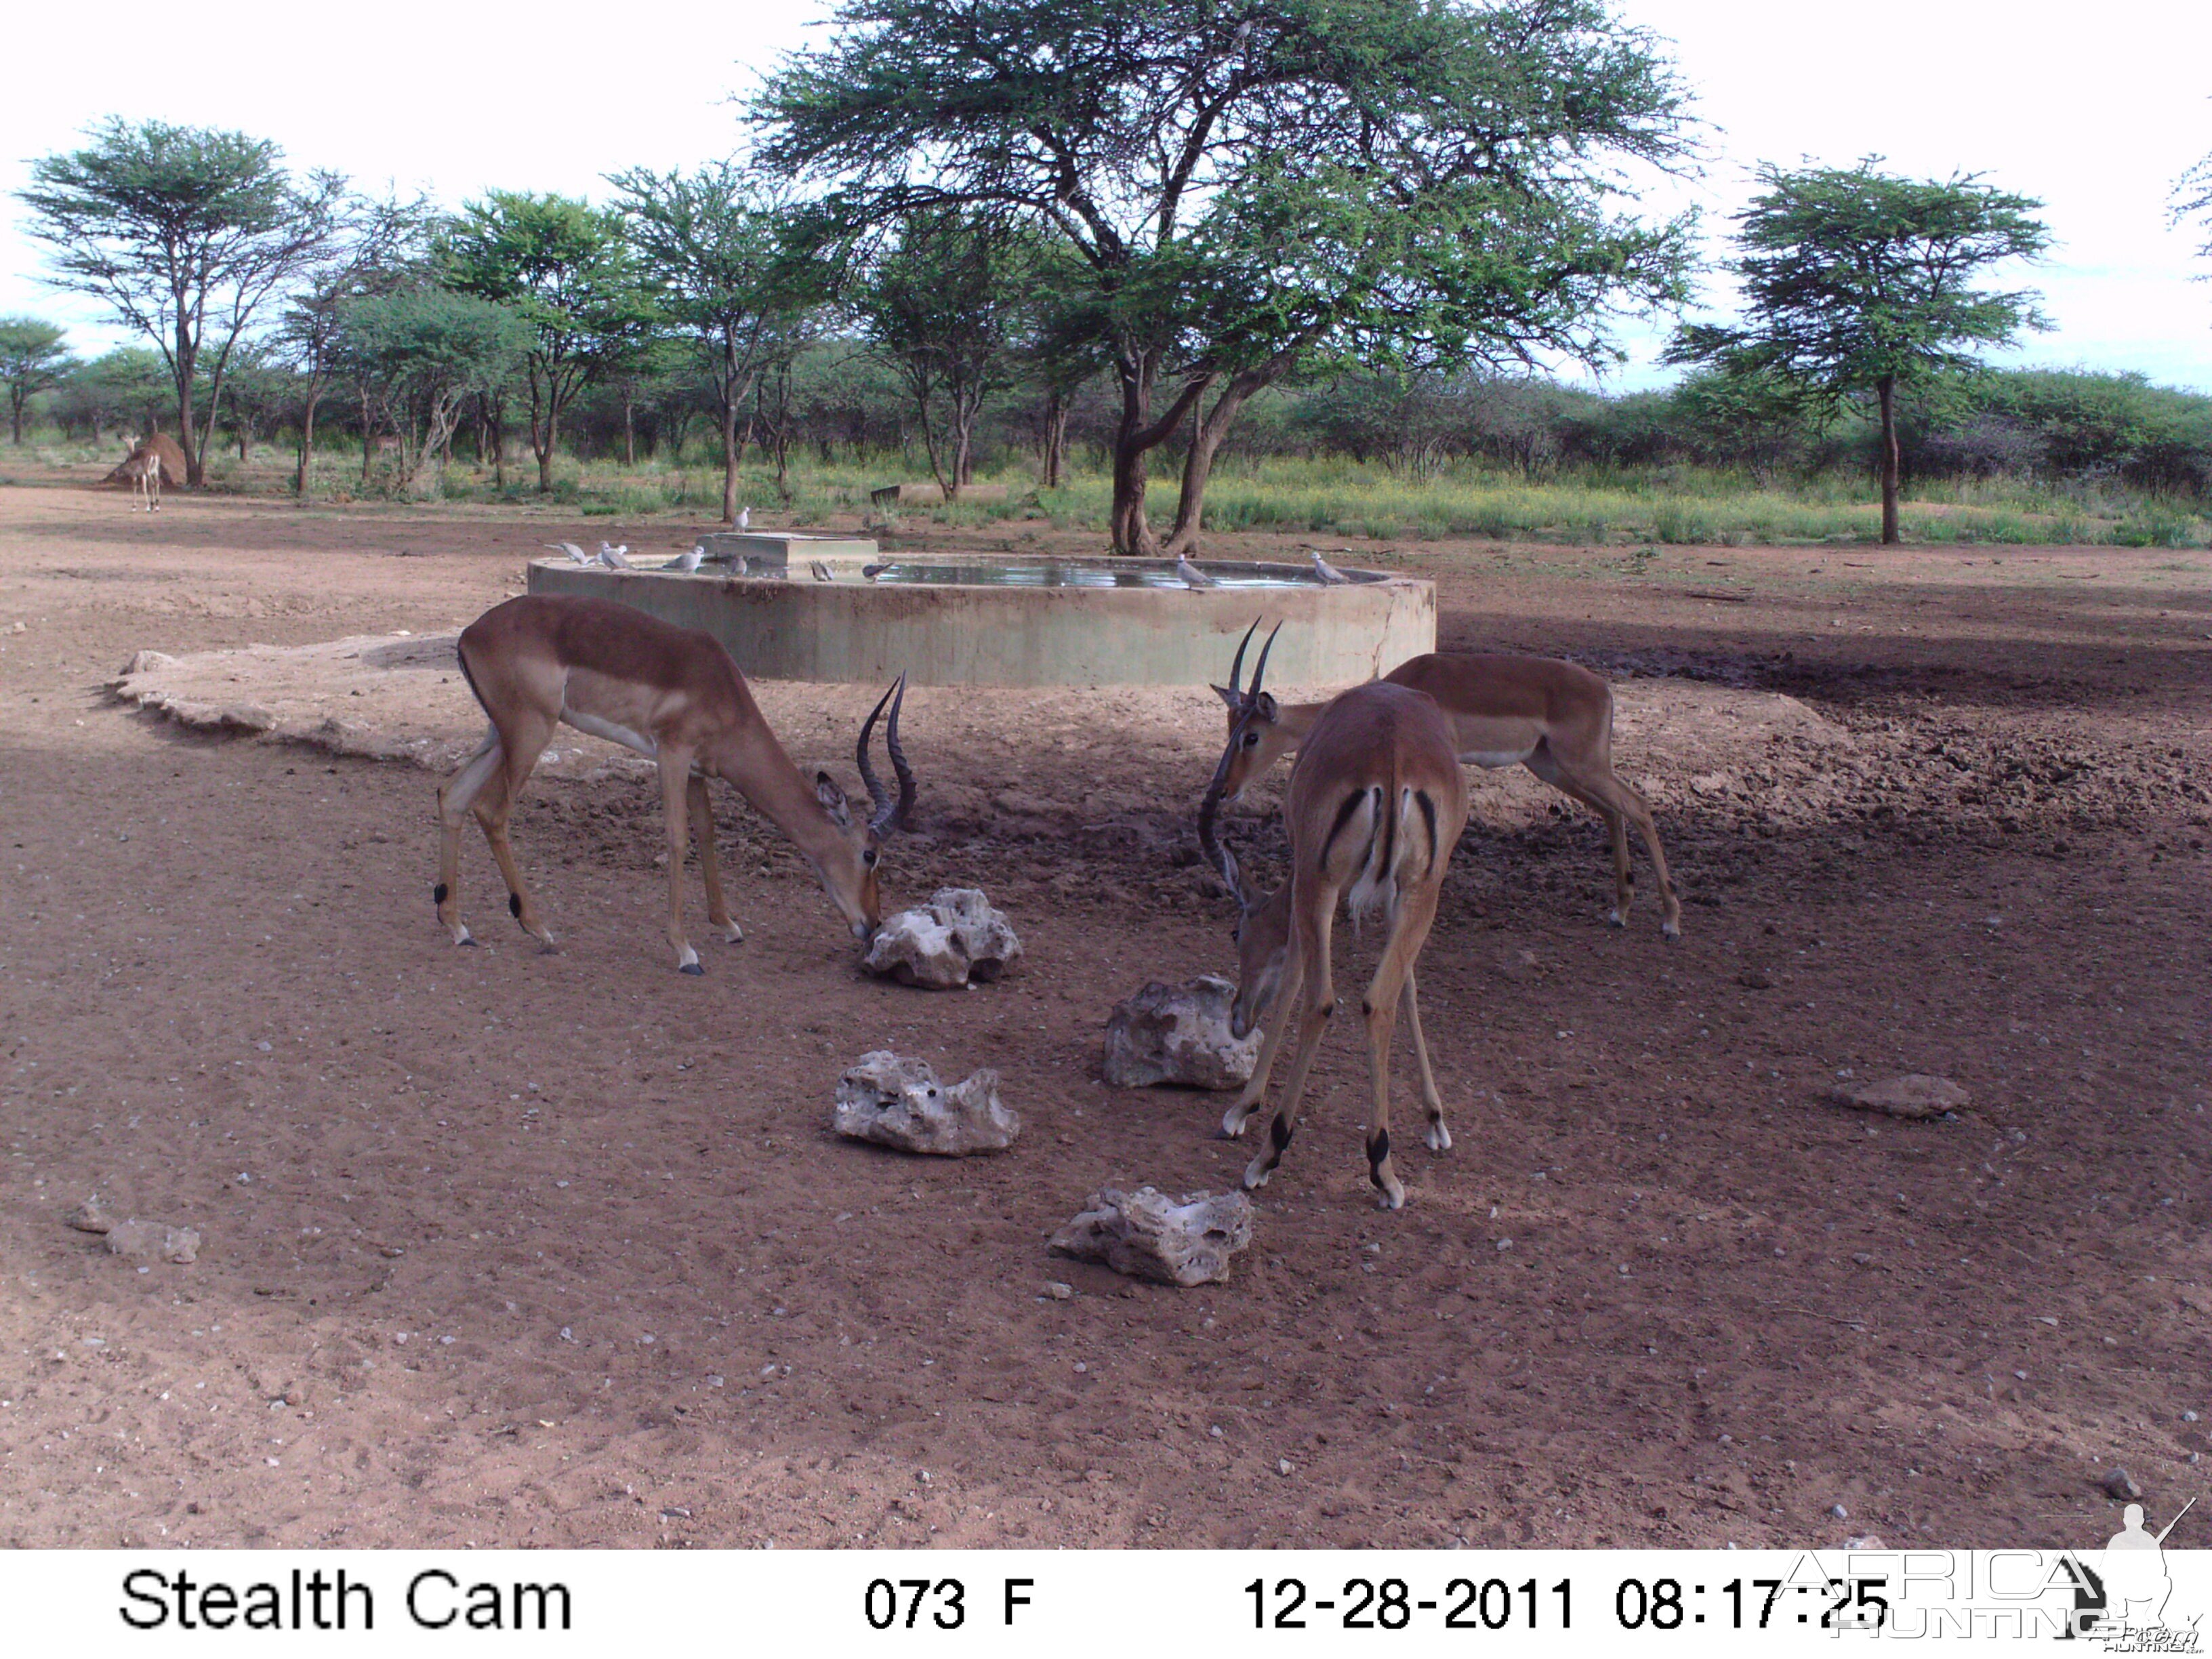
[863,887,1022,989]
[1832,1073,1969,1120]
[833,1051,1019,1155]
[104,1218,201,1264]
[1048,1186,1254,1287]
[63,1196,115,1234]
[1102,977,1259,1090]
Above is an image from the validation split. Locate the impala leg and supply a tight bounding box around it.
[659,752,703,974]
[474,713,558,951]
[688,775,743,945]
[1221,959,1303,1139]
[1528,752,1678,938]
[434,727,503,946]
[1401,970,1450,1153]
[1244,914,1336,1193]
[1525,750,1632,927]
[1357,885,1440,1209]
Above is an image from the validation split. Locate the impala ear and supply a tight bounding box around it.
[1210,683,1244,711]
[816,771,853,828]
[1254,691,1279,721]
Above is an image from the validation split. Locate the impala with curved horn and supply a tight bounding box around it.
[434,594,916,972]
[1209,619,1679,937]
[1200,679,1470,1210]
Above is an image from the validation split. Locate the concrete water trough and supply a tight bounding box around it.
[525,541,1434,688]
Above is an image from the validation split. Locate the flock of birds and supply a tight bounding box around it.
[545,527,1357,589]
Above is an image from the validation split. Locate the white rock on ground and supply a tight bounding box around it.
[1048,1187,1254,1286]
[832,1051,1020,1155]
[862,887,1023,989]
[1832,1073,1970,1120]
[1102,976,1261,1089]
[103,1218,201,1264]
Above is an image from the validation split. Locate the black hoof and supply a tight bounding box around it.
[680,962,705,977]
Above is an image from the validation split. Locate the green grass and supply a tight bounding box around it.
[14,431,2209,547]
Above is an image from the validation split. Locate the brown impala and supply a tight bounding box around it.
[1199,679,1471,1210]
[434,594,915,972]
[1209,621,1679,937]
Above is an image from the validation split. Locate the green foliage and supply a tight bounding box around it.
[758,0,1699,544]
[16,117,345,476]
[1668,160,2051,401]
[0,316,79,442]
[442,191,649,485]
[335,287,529,493]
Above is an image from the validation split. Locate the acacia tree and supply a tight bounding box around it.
[278,192,429,496]
[851,211,1033,499]
[0,318,78,443]
[336,288,529,497]
[16,119,343,485]
[607,163,811,521]
[1667,160,2049,544]
[2175,146,2212,270]
[443,192,643,492]
[758,0,1694,552]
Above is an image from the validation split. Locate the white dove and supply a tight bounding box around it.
[1175,554,1217,589]
[544,541,592,565]
[661,545,704,572]
[736,506,751,531]
[809,559,838,582]
[1311,550,1352,585]
[596,541,630,569]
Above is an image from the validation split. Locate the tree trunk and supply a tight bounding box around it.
[1877,375,1901,545]
[1109,348,1213,555]
[1040,388,1066,489]
[176,322,203,489]
[1162,356,1294,556]
[622,391,636,468]
[720,370,741,526]
[294,378,323,497]
[8,392,22,445]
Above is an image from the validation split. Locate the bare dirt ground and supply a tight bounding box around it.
[1,478,2208,1551]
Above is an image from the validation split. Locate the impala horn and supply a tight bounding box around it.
[857,673,916,834]
[1222,617,1261,703]
[1246,619,1282,703]
[1197,752,1259,913]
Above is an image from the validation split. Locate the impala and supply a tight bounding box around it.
[434,594,915,972]
[1210,622,1680,937]
[1198,680,1470,1210]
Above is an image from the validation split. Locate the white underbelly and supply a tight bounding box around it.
[561,705,658,758]
[1462,748,1536,770]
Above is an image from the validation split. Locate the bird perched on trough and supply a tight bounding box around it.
[1176,555,1218,589]
[809,559,836,582]
[661,545,704,573]
[544,541,592,565]
[861,563,892,581]
[1310,550,1352,585]
[596,542,630,569]
[736,506,750,531]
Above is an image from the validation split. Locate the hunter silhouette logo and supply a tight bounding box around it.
[2063,1494,2200,1645]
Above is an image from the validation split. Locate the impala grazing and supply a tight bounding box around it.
[435,594,914,972]
[1199,680,1470,1210]
[105,434,184,512]
[1210,621,1679,937]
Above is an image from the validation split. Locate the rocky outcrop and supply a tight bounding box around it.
[1048,1187,1254,1286]
[832,1051,1020,1155]
[1102,977,1258,1089]
[862,888,1022,989]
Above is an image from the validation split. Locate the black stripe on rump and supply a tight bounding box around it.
[1319,787,1370,870]
[1415,789,1439,876]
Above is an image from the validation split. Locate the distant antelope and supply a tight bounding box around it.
[103,434,186,512]
[1200,679,1470,1210]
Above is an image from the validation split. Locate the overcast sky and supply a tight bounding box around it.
[3,0,2208,392]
